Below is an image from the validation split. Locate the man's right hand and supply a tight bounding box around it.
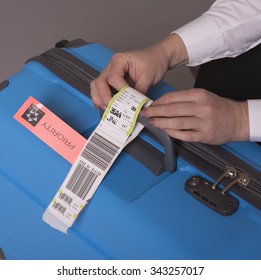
[90,33,188,109]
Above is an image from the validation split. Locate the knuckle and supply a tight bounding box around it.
[164,93,174,104]
[107,75,119,86]
[173,118,185,129]
[90,79,96,89]
[195,88,209,100]
[145,107,155,117]
[111,52,127,63]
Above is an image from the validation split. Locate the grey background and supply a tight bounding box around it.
[0,0,214,90]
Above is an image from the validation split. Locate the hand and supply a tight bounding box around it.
[90,49,167,110]
[140,88,249,144]
[90,33,188,109]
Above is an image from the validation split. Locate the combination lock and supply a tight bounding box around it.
[185,176,239,216]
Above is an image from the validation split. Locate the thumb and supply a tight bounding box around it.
[133,79,152,95]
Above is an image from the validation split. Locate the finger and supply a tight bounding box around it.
[149,116,203,130]
[90,79,104,109]
[108,52,154,94]
[90,53,130,109]
[90,75,112,109]
[151,89,199,106]
[164,129,204,143]
[141,102,197,118]
[106,53,130,90]
[133,77,154,94]
[107,73,129,92]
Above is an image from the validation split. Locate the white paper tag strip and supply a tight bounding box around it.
[43,86,152,233]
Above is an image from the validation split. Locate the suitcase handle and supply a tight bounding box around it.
[138,116,176,172]
[99,110,176,173]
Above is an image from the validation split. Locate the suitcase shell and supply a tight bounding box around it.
[0,41,261,260]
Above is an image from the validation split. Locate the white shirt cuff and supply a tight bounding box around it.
[173,0,261,67]
[173,16,225,66]
[248,99,261,142]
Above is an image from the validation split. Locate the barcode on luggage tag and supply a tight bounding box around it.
[52,202,66,215]
[65,160,99,200]
[81,132,120,171]
[58,192,73,205]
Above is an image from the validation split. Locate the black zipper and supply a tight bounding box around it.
[27,47,99,98]
[42,50,95,85]
[176,141,261,208]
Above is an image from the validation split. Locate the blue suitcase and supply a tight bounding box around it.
[0,39,261,260]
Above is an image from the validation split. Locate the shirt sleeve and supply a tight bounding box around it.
[173,0,261,66]
[248,100,261,142]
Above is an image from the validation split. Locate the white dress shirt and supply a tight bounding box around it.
[174,0,261,141]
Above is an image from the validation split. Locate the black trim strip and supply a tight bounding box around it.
[27,48,99,98]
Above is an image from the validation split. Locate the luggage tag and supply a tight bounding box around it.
[42,86,152,233]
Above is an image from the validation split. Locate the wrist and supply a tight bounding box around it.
[147,33,189,73]
[160,33,189,69]
[232,101,250,142]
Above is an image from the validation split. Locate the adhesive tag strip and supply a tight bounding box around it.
[43,86,152,233]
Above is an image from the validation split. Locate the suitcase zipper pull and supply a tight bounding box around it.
[220,172,251,195]
[211,166,237,189]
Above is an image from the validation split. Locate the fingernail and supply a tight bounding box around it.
[140,108,148,117]
[148,118,155,126]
